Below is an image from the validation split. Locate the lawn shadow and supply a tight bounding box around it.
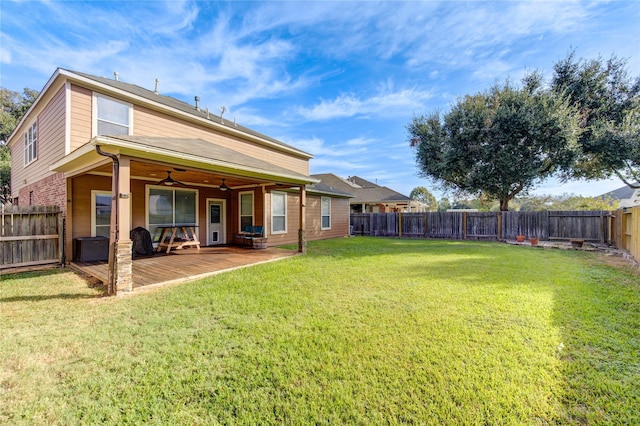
[1,267,108,302]
[547,252,640,424]
[0,292,103,303]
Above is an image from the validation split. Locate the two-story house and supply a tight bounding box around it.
[7,68,351,291]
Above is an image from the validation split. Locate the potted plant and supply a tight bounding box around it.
[570,239,584,249]
[516,235,526,243]
[529,237,539,246]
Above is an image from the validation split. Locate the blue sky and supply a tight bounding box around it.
[2,0,639,200]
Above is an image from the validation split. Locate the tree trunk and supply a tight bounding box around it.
[499,198,510,211]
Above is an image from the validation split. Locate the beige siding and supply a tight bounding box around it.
[69,84,93,152]
[265,191,300,245]
[305,196,350,240]
[264,191,349,246]
[70,174,112,239]
[11,86,67,198]
[133,105,309,175]
[64,88,310,174]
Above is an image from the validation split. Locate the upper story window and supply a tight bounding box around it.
[95,94,132,136]
[23,122,37,166]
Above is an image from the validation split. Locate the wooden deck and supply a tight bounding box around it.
[71,246,299,291]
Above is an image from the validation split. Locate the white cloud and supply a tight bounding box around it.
[296,87,434,120]
[0,45,11,64]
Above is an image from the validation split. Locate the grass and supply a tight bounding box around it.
[1,237,639,424]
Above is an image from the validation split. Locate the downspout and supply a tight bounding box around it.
[95,145,119,295]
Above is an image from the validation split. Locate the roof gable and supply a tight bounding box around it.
[9,68,312,160]
[63,69,311,158]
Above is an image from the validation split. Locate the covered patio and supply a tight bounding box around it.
[71,245,299,291]
[51,134,315,294]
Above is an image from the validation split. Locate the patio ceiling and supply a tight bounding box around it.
[90,160,282,190]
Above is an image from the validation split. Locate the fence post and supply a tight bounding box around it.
[424,212,428,239]
[497,212,502,240]
[462,212,467,240]
[58,215,65,266]
[398,212,402,238]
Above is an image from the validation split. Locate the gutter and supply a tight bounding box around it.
[95,145,119,295]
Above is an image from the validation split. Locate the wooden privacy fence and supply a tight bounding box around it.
[351,211,612,243]
[1,205,64,270]
[611,206,640,260]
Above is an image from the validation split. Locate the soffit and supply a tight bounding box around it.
[51,135,318,186]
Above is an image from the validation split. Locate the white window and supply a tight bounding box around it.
[321,196,331,230]
[239,192,254,231]
[271,191,287,234]
[23,122,37,166]
[147,186,197,242]
[91,191,112,238]
[95,94,131,136]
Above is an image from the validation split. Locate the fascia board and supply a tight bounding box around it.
[51,137,319,185]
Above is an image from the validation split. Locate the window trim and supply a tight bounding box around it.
[271,191,287,234]
[145,185,199,243]
[92,93,133,137]
[238,191,254,232]
[321,196,331,230]
[91,190,132,238]
[91,190,112,238]
[23,121,38,166]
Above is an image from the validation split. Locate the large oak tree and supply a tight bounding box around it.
[408,74,581,211]
[552,52,640,188]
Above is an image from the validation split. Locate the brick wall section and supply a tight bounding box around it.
[17,172,67,214]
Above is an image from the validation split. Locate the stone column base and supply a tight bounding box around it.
[115,240,133,293]
[298,229,307,254]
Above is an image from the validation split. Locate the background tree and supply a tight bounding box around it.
[552,52,640,188]
[409,73,581,211]
[516,193,619,211]
[0,147,10,204]
[1,88,39,143]
[437,197,451,212]
[409,186,437,211]
[1,87,39,204]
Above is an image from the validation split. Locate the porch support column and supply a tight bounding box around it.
[115,156,133,293]
[298,186,306,254]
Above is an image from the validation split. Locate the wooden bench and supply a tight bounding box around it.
[234,225,265,248]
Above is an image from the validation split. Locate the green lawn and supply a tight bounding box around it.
[1,238,638,424]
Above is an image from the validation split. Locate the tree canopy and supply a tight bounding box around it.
[408,74,581,211]
[1,87,39,204]
[409,186,437,211]
[551,52,640,188]
[1,88,39,143]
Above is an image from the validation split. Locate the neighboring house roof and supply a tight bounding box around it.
[51,135,317,185]
[601,184,639,201]
[311,173,411,204]
[306,181,354,198]
[601,184,640,207]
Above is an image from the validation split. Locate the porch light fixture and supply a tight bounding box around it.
[219,178,231,191]
[157,171,185,187]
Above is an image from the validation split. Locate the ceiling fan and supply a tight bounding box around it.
[219,178,232,191]
[157,171,185,187]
